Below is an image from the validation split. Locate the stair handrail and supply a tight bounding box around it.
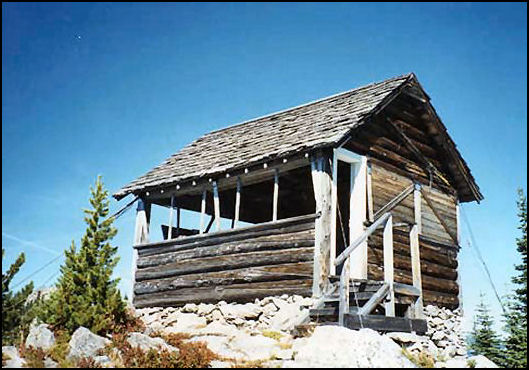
[335,211,392,266]
[336,211,393,326]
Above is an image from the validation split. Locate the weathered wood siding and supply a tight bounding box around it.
[133,214,315,308]
[368,162,460,309]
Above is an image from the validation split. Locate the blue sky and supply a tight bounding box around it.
[2,3,527,334]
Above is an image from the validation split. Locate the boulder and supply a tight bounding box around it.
[25,323,55,351]
[182,303,198,313]
[196,321,239,337]
[228,333,279,361]
[2,346,26,368]
[467,355,498,368]
[67,327,111,360]
[164,312,207,334]
[287,326,416,368]
[43,357,58,368]
[127,333,178,353]
[187,336,243,360]
[269,304,306,332]
[197,303,216,316]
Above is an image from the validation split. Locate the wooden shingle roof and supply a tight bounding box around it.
[114,73,481,202]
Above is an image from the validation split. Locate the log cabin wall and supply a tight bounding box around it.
[367,161,460,309]
[132,214,315,308]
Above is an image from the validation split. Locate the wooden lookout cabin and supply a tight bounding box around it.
[114,73,482,333]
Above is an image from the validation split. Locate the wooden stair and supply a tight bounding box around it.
[303,278,427,334]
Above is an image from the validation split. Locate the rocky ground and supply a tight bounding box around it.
[2,295,498,368]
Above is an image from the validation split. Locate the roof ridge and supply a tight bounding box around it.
[200,73,414,137]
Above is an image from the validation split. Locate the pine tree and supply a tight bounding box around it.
[468,293,503,365]
[503,188,527,368]
[38,176,127,335]
[2,248,34,345]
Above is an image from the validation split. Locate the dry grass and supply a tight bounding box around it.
[19,345,46,368]
[401,347,435,368]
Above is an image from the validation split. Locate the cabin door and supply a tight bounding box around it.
[330,148,367,279]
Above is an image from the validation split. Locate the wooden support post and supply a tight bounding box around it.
[213,181,221,231]
[233,177,241,229]
[383,215,395,317]
[200,190,207,234]
[311,153,333,297]
[366,161,374,223]
[132,198,151,302]
[273,168,279,221]
[414,184,422,234]
[176,207,181,235]
[338,258,350,326]
[168,195,175,240]
[330,151,338,276]
[349,157,367,280]
[410,224,424,318]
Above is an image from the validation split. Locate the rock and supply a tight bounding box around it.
[386,332,425,345]
[431,317,444,327]
[467,355,498,368]
[287,326,415,368]
[197,303,216,316]
[93,355,113,367]
[219,303,260,320]
[432,331,446,342]
[443,357,468,368]
[2,346,26,368]
[165,313,207,334]
[228,333,279,361]
[209,360,233,368]
[271,347,294,360]
[209,309,224,322]
[188,336,243,360]
[127,333,178,353]
[143,321,165,336]
[455,347,467,356]
[269,304,306,332]
[26,323,55,351]
[196,321,239,337]
[68,327,111,360]
[182,303,198,313]
[43,357,58,368]
[262,302,278,316]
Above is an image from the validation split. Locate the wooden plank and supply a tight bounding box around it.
[410,224,424,318]
[134,279,313,308]
[200,190,207,234]
[368,246,458,280]
[234,177,241,228]
[132,199,151,302]
[136,247,314,281]
[339,259,350,326]
[344,314,427,334]
[373,184,415,220]
[350,157,368,279]
[383,215,395,316]
[168,196,175,240]
[137,213,315,249]
[330,150,338,276]
[311,154,333,297]
[368,265,459,294]
[213,181,221,231]
[421,188,459,245]
[135,262,313,295]
[414,184,422,234]
[137,233,314,268]
[273,168,279,221]
[358,282,389,315]
[366,160,374,222]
